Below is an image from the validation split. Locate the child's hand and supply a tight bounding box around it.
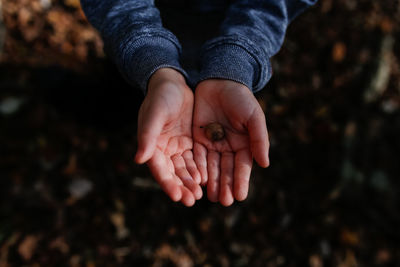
[135,68,202,207]
[193,79,270,206]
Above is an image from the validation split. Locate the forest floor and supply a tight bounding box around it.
[1,0,400,266]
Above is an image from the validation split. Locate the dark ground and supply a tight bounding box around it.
[1,0,400,266]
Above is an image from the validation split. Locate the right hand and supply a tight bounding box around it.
[192,79,270,206]
[134,68,202,207]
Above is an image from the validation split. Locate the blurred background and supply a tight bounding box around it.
[1,0,399,266]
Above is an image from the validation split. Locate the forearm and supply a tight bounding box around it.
[80,0,187,93]
[199,0,317,92]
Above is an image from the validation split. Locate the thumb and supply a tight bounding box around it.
[247,110,270,168]
[135,105,166,164]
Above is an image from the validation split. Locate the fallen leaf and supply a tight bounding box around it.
[49,236,69,254]
[344,121,357,138]
[63,154,77,175]
[39,0,52,10]
[68,177,93,199]
[309,254,323,267]
[198,218,212,233]
[110,212,130,240]
[364,36,394,103]
[0,97,25,115]
[375,249,391,264]
[17,8,32,26]
[314,106,329,118]
[380,17,393,33]
[155,244,193,267]
[271,105,287,115]
[64,0,81,9]
[69,255,81,267]
[332,42,347,63]
[338,250,358,267]
[340,228,359,246]
[114,247,131,263]
[18,235,39,261]
[0,232,21,265]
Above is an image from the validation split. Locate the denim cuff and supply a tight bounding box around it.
[198,36,272,92]
[117,35,188,94]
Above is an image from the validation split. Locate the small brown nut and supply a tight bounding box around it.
[203,122,225,142]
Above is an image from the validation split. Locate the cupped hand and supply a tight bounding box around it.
[134,68,202,207]
[193,79,270,206]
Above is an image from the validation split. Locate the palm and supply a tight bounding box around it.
[193,80,270,206]
[194,89,254,153]
[149,87,201,193]
[150,83,194,160]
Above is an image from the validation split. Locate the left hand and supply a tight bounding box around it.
[193,79,270,206]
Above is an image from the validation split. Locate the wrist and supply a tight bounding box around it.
[197,79,250,93]
[148,68,186,92]
[147,67,186,94]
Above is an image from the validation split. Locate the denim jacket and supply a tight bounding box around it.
[80,0,317,93]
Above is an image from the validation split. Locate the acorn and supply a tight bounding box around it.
[202,122,225,142]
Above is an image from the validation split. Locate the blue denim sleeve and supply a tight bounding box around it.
[198,0,318,92]
[80,0,188,93]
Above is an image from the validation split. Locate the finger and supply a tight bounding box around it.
[207,151,220,202]
[219,152,235,206]
[172,155,202,200]
[135,106,166,164]
[247,109,270,168]
[180,186,196,207]
[233,149,253,201]
[193,143,208,185]
[147,149,182,202]
[182,150,201,184]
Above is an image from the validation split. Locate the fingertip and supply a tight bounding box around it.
[134,146,153,164]
[134,151,144,164]
[207,179,219,202]
[194,186,203,200]
[220,196,234,207]
[220,187,234,206]
[136,131,160,164]
[265,158,270,168]
[254,151,270,168]
[264,155,270,168]
[181,191,196,207]
[170,189,182,202]
[165,183,182,202]
[248,110,270,168]
[259,158,270,168]
[234,189,248,202]
[184,200,195,207]
[207,189,219,203]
